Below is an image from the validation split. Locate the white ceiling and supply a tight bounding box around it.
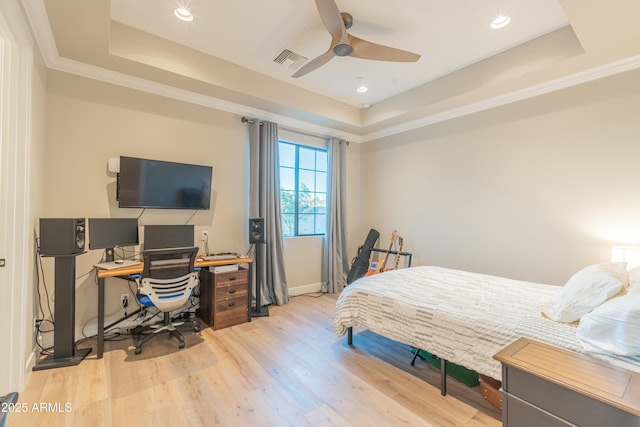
[23,0,640,141]
[110,0,569,107]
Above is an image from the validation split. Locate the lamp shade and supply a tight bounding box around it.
[611,246,640,269]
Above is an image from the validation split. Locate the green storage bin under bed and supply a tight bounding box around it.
[412,348,479,387]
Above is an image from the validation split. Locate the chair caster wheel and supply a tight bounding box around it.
[178,342,185,349]
[134,347,142,355]
[194,325,201,332]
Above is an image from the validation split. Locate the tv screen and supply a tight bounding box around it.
[118,156,212,209]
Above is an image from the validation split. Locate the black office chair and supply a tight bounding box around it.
[133,246,200,354]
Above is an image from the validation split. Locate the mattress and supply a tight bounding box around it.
[335,266,640,379]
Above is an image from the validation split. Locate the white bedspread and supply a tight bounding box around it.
[335,266,640,379]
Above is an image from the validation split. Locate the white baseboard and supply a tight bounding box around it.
[75,312,152,340]
[71,285,321,343]
[288,282,323,296]
[24,349,36,388]
[25,349,36,370]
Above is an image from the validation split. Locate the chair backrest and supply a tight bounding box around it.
[139,246,199,312]
[0,392,19,427]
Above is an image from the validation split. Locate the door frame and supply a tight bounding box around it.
[0,0,34,393]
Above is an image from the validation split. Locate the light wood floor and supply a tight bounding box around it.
[12,293,501,426]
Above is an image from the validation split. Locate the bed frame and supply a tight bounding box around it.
[337,266,640,403]
[346,326,449,396]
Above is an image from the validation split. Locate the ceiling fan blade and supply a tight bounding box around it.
[349,35,421,62]
[314,0,347,43]
[292,49,335,78]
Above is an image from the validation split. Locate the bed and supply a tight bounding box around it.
[335,266,640,384]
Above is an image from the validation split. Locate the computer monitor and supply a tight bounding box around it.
[143,224,194,250]
[88,218,139,262]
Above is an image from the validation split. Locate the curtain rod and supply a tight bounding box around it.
[241,116,262,125]
[284,127,350,145]
[241,116,349,144]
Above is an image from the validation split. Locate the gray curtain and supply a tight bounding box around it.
[249,120,289,305]
[322,137,349,293]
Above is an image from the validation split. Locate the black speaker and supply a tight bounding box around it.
[249,218,265,244]
[39,218,85,256]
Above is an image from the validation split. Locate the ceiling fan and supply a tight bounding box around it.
[292,0,421,78]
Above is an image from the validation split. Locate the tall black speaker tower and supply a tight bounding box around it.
[249,218,269,317]
[34,218,91,370]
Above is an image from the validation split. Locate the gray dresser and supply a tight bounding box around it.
[494,338,640,427]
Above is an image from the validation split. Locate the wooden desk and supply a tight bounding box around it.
[95,257,252,358]
[494,337,640,427]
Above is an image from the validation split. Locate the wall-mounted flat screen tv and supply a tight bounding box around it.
[118,156,212,210]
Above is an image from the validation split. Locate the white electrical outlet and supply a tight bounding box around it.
[202,231,208,242]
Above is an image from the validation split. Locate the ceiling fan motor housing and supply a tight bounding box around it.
[333,43,353,56]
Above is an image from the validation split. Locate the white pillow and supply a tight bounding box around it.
[629,266,640,288]
[576,287,640,356]
[543,262,628,323]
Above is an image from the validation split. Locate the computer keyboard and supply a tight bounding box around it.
[201,254,237,261]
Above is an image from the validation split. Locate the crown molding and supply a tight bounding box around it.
[49,55,363,143]
[20,0,57,64]
[20,0,640,144]
[361,52,640,142]
[20,0,363,142]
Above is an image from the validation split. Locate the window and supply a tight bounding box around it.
[279,141,327,237]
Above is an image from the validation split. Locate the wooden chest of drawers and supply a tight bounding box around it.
[199,268,249,330]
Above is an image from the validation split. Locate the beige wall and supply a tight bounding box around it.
[43,71,250,333]
[41,43,640,351]
[284,237,323,294]
[361,68,640,285]
[37,47,640,353]
[42,71,361,333]
[28,49,48,368]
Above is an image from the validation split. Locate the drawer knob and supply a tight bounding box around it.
[229,276,237,281]
[228,289,236,294]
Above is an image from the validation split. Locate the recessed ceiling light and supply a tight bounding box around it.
[355,76,369,93]
[490,14,511,29]
[174,7,193,22]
